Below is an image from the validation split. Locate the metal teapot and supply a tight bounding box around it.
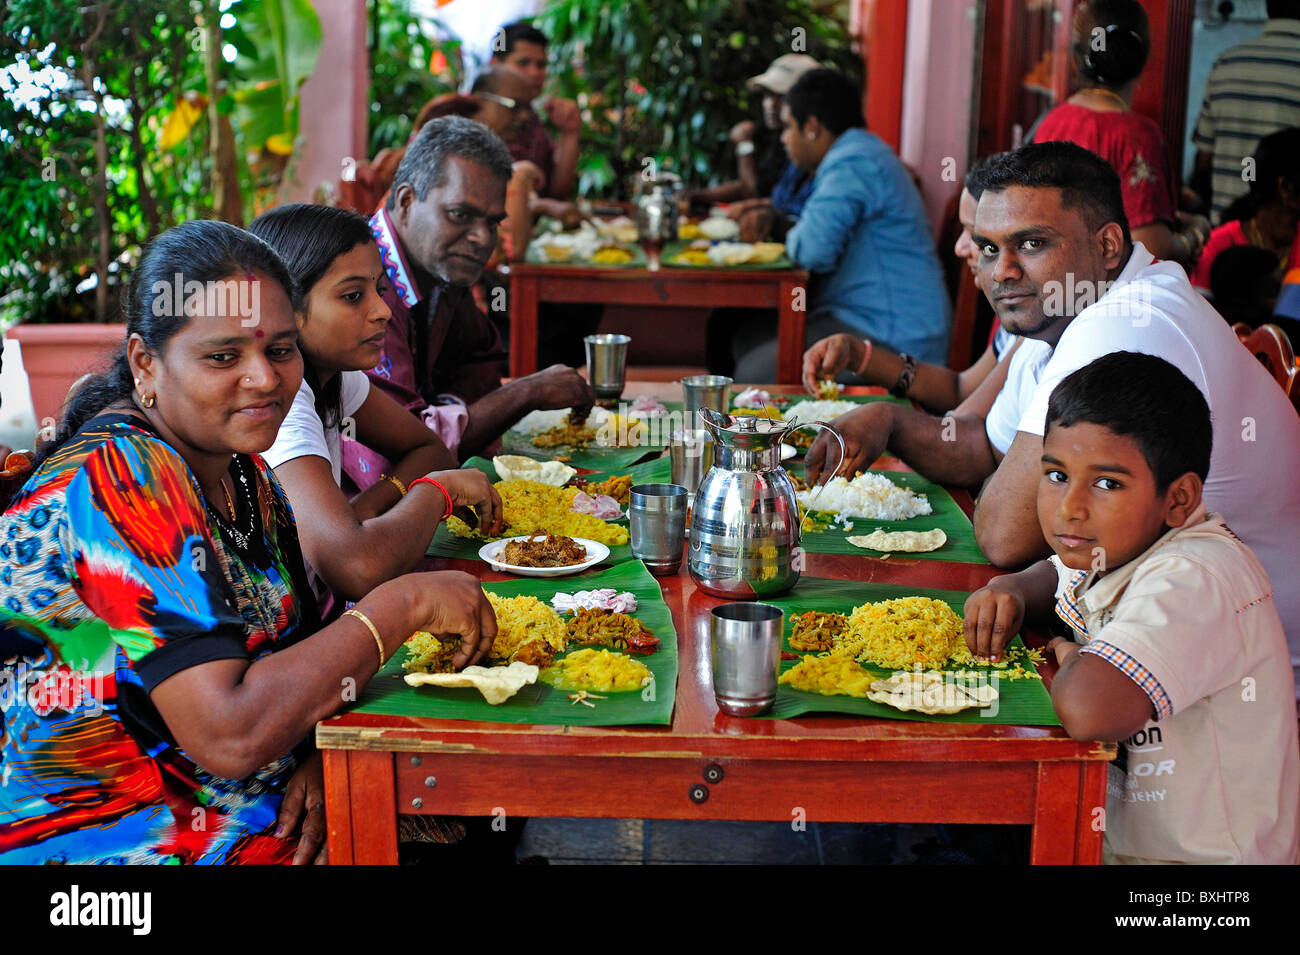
[633,171,682,243]
[688,408,844,599]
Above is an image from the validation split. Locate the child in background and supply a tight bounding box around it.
[964,351,1298,864]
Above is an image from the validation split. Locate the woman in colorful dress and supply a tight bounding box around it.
[0,220,495,864]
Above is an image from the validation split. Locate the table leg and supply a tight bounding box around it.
[1029,760,1106,864]
[322,749,354,865]
[346,750,399,865]
[776,277,807,384]
[510,273,540,379]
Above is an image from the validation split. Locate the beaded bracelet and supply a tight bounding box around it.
[380,473,408,497]
[409,476,454,520]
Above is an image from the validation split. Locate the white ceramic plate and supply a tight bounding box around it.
[478,536,609,577]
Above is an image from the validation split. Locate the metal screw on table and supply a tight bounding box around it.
[425,776,437,788]
[411,797,423,809]
[703,763,724,784]
[410,755,421,766]
[688,783,709,804]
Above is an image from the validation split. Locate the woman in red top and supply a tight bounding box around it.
[1033,0,1209,268]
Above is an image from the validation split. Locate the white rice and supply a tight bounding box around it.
[513,406,617,435]
[798,472,932,521]
[782,399,861,426]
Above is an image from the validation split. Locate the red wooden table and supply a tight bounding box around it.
[507,261,810,384]
[319,385,1114,864]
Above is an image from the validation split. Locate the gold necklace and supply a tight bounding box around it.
[220,475,237,521]
[1077,87,1129,110]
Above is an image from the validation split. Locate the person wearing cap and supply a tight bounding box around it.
[686,53,820,236]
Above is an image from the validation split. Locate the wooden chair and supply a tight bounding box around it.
[1239,323,1297,391]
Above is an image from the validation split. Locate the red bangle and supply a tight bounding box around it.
[410,477,454,520]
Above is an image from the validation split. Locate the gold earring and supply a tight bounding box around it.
[142,393,156,409]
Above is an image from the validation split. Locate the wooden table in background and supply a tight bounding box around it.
[508,262,811,384]
[319,384,1114,865]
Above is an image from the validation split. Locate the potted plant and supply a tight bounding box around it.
[1,0,320,428]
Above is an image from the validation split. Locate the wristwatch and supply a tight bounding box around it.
[891,354,918,397]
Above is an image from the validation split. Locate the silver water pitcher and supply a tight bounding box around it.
[687,408,844,599]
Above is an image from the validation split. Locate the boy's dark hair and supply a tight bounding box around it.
[785,68,865,137]
[387,115,513,210]
[492,21,548,58]
[1045,351,1212,491]
[972,140,1131,244]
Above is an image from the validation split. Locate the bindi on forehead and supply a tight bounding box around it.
[255,329,264,338]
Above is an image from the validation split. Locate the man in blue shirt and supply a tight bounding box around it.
[712,69,951,382]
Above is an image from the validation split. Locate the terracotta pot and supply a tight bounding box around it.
[4,323,126,429]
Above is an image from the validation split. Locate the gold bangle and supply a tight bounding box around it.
[380,473,408,497]
[343,608,386,668]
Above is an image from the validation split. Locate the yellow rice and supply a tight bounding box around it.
[833,596,969,670]
[484,593,568,663]
[778,654,874,697]
[446,479,629,546]
[544,647,652,692]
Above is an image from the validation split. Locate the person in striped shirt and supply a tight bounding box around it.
[1192,1,1300,222]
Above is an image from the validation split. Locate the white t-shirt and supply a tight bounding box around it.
[263,371,370,484]
[986,243,1300,692]
[1051,511,1299,864]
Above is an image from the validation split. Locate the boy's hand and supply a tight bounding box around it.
[1046,636,1080,666]
[963,581,1026,663]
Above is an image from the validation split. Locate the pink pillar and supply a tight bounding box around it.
[899,0,978,234]
[280,0,370,205]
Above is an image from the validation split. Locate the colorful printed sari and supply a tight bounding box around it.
[0,414,319,864]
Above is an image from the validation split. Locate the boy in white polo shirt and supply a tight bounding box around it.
[965,352,1298,864]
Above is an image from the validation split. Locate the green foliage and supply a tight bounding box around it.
[365,0,460,157]
[0,0,323,326]
[536,0,858,199]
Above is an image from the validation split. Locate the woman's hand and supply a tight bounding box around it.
[277,751,328,865]
[409,570,499,670]
[425,468,504,536]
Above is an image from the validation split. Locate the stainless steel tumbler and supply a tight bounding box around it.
[710,602,784,717]
[628,483,688,576]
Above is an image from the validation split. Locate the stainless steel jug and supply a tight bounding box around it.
[688,408,843,599]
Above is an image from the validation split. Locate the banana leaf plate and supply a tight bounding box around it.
[759,576,1059,725]
[351,561,677,726]
[426,455,671,565]
[793,466,989,564]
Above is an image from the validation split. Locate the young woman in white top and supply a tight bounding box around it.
[251,204,503,604]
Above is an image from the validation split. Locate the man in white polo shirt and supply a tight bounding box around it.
[805,141,1300,692]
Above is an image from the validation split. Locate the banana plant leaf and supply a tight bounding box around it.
[426,455,671,565]
[758,576,1059,725]
[661,239,796,270]
[793,466,989,565]
[350,560,677,726]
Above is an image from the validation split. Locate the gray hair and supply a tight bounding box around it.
[386,115,514,210]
